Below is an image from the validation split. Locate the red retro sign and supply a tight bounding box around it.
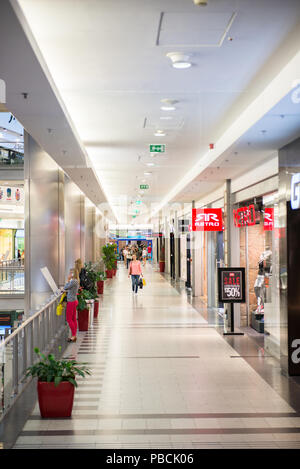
[233,204,256,228]
[264,207,274,231]
[192,208,223,232]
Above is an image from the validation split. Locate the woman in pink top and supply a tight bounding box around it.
[128,254,143,294]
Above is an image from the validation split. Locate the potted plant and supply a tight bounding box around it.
[25,348,91,418]
[159,244,165,273]
[112,243,118,275]
[83,262,98,297]
[77,288,94,330]
[92,260,107,294]
[81,262,99,317]
[96,270,106,294]
[102,244,117,278]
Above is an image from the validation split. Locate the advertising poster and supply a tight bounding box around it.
[218,267,246,303]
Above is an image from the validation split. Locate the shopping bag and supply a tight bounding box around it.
[56,293,66,316]
[142,278,146,286]
[138,278,143,289]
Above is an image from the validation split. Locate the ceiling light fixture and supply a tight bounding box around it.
[160,98,178,111]
[154,130,166,137]
[194,0,208,5]
[161,105,176,111]
[147,162,155,166]
[166,52,192,69]
[144,172,152,176]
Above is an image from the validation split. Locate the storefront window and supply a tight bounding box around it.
[234,194,280,356]
[0,228,14,261]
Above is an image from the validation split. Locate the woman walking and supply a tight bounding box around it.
[63,267,80,342]
[123,247,128,266]
[126,247,132,269]
[128,254,143,295]
[142,246,147,266]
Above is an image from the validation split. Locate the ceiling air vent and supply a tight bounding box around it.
[156,11,236,48]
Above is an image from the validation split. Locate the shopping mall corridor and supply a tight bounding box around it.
[13,263,300,449]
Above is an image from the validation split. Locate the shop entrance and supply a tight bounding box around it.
[234,195,279,342]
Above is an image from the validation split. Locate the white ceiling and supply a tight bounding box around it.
[9,0,300,223]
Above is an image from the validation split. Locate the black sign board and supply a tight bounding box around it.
[218,267,246,304]
[287,202,300,375]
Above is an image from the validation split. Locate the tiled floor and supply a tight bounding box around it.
[12,262,300,449]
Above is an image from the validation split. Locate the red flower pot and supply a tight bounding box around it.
[78,308,89,331]
[113,269,116,276]
[97,280,104,294]
[106,269,113,279]
[159,261,165,273]
[94,300,99,318]
[37,381,75,418]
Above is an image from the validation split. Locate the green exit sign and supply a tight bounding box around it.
[140,184,149,190]
[149,144,165,153]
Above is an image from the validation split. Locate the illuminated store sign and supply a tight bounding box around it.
[291,173,300,210]
[264,207,274,231]
[192,208,223,232]
[233,204,256,228]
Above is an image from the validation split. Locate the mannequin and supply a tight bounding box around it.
[254,249,272,314]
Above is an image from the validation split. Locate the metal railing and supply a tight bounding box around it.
[0,259,24,268]
[0,148,24,167]
[0,267,24,294]
[0,293,66,417]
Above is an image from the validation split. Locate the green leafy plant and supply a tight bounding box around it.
[96,271,107,282]
[102,244,117,270]
[83,262,98,298]
[77,288,94,311]
[25,348,91,387]
[87,261,107,283]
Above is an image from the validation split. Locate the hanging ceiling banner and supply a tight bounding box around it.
[264,207,274,231]
[192,208,223,231]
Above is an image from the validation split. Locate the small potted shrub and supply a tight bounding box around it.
[93,260,107,295]
[25,348,91,418]
[102,244,117,278]
[77,288,94,331]
[96,271,106,294]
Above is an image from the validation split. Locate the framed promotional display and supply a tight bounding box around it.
[218,267,246,304]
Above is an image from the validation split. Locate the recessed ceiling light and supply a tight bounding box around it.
[147,162,155,166]
[160,105,176,111]
[166,52,192,69]
[154,130,166,137]
[144,172,152,176]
